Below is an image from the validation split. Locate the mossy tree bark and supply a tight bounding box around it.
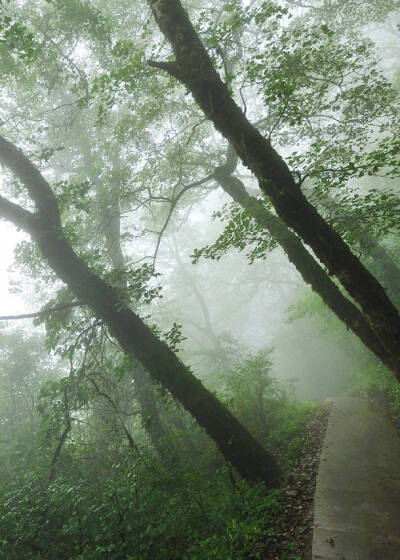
[0,134,280,487]
[146,0,400,376]
[309,191,400,311]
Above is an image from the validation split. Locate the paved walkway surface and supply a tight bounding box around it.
[312,397,400,559]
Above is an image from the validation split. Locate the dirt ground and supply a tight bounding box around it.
[257,403,330,560]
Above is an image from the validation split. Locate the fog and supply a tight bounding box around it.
[0,1,399,558]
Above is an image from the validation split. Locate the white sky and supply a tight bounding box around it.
[0,221,30,316]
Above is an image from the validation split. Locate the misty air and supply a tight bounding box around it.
[0,1,399,558]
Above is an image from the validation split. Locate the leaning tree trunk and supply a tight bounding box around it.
[369,241,400,309]
[38,229,280,485]
[312,191,400,310]
[212,146,395,372]
[0,134,280,487]
[146,0,400,375]
[193,29,396,369]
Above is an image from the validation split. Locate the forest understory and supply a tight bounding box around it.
[0,373,329,560]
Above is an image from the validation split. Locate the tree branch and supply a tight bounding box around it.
[0,194,39,234]
[147,59,183,80]
[48,387,71,484]
[0,301,85,321]
[152,172,215,263]
[0,134,61,225]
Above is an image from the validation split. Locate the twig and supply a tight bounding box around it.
[0,301,85,321]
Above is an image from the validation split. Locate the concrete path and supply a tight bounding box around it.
[312,397,400,559]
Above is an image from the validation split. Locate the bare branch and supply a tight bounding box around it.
[152,173,215,263]
[87,375,145,458]
[0,301,85,321]
[48,387,71,484]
